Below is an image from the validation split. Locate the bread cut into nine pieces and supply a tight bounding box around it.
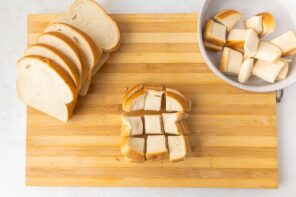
[17,0,120,122]
[121,84,191,163]
[203,9,296,84]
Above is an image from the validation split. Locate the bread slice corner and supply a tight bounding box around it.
[168,135,191,162]
[121,137,145,163]
[213,9,242,31]
[271,31,296,57]
[256,12,275,37]
[203,19,226,47]
[219,47,243,76]
[146,135,168,161]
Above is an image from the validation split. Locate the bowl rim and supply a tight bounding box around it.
[197,0,295,92]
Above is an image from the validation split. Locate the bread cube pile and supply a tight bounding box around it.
[16,0,120,122]
[203,9,296,84]
[120,84,192,163]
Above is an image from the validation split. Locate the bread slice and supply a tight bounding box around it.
[203,19,226,46]
[219,47,243,76]
[257,12,275,37]
[121,137,145,163]
[54,0,120,52]
[24,43,80,89]
[121,115,143,136]
[252,59,286,83]
[144,89,164,111]
[44,22,102,96]
[92,52,110,77]
[226,29,247,52]
[17,56,77,122]
[238,58,254,83]
[144,115,163,134]
[244,15,263,34]
[244,29,259,58]
[254,41,282,62]
[285,49,296,57]
[162,112,189,135]
[213,9,242,31]
[146,135,168,161]
[204,41,223,51]
[168,136,191,162]
[38,32,82,89]
[276,60,289,81]
[166,88,191,113]
[271,31,296,56]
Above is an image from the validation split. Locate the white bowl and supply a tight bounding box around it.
[198,0,296,92]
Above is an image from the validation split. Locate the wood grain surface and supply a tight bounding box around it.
[26,14,278,188]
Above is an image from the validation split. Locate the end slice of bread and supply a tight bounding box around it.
[219,47,243,76]
[168,136,191,162]
[121,115,143,136]
[254,41,282,62]
[256,12,275,37]
[253,59,286,83]
[55,0,120,52]
[271,31,296,57]
[146,135,168,161]
[17,56,77,122]
[204,41,223,51]
[238,58,254,83]
[166,88,191,113]
[244,15,263,34]
[213,9,242,31]
[203,19,226,47]
[244,29,259,58]
[226,29,247,52]
[121,137,145,163]
[144,115,163,134]
[92,52,110,77]
[144,90,164,111]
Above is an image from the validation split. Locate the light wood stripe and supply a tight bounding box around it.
[121,33,197,43]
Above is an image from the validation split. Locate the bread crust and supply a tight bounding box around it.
[257,12,275,37]
[213,9,242,31]
[146,150,168,161]
[121,137,145,163]
[169,136,191,162]
[92,52,110,76]
[204,41,223,51]
[203,20,226,46]
[123,89,146,112]
[166,88,191,112]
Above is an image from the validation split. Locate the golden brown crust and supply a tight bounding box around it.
[285,49,296,56]
[219,47,231,74]
[166,90,191,113]
[123,89,146,112]
[226,40,245,51]
[203,20,226,46]
[146,150,168,161]
[257,12,275,37]
[92,52,110,76]
[213,9,242,20]
[204,41,223,51]
[121,137,145,163]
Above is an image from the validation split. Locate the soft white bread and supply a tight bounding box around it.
[271,31,296,57]
[121,137,145,163]
[17,56,77,122]
[24,43,79,89]
[238,58,254,83]
[121,115,143,136]
[203,19,227,46]
[257,12,275,37]
[38,32,82,89]
[276,60,289,81]
[162,112,189,135]
[92,52,110,77]
[244,29,259,58]
[44,22,102,96]
[123,89,146,112]
[204,41,223,51]
[244,15,263,34]
[213,9,242,32]
[226,29,247,52]
[219,47,243,76]
[166,88,191,113]
[254,41,282,62]
[144,115,163,134]
[55,0,120,52]
[168,136,191,162]
[252,59,286,83]
[146,135,168,161]
[144,89,164,111]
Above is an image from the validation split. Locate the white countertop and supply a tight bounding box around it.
[1,0,296,196]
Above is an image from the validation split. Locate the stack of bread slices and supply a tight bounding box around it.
[203,9,296,84]
[120,84,192,162]
[17,0,120,122]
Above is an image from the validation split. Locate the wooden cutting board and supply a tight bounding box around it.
[26,14,278,188]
